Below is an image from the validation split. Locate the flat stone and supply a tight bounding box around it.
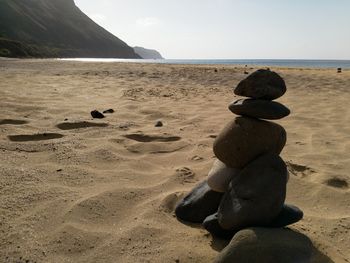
[218,154,287,230]
[269,204,303,227]
[175,180,223,223]
[204,204,303,238]
[213,117,286,168]
[207,159,240,192]
[228,99,290,120]
[234,69,286,100]
[213,228,312,263]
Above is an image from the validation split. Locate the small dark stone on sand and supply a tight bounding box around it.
[103,109,115,114]
[91,110,105,119]
[175,180,223,223]
[155,120,163,127]
[56,169,62,172]
[337,68,342,73]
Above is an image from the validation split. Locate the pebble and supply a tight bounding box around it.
[90,110,105,119]
[155,120,163,127]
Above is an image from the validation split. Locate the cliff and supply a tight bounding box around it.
[0,0,140,58]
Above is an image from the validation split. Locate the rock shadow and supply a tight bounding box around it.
[8,133,64,142]
[0,119,29,125]
[56,122,109,130]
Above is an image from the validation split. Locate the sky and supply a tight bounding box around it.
[75,0,350,59]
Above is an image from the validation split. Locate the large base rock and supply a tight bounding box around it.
[175,180,223,223]
[214,228,312,263]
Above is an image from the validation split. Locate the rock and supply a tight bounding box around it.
[269,204,303,227]
[91,110,105,119]
[207,159,240,192]
[228,99,290,120]
[175,180,223,223]
[204,204,302,239]
[218,154,287,230]
[213,228,312,263]
[337,68,342,73]
[234,69,286,100]
[103,109,114,114]
[203,212,236,239]
[155,120,163,127]
[213,117,286,168]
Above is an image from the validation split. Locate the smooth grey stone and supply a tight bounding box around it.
[203,204,303,239]
[213,117,286,168]
[218,154,287,230]
[214,228,312,263]
[175,180,223,223]
[207,159,240,192]
[228,99,290,120]
[234,69,286,100]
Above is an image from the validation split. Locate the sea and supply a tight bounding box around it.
[60,58,350,69]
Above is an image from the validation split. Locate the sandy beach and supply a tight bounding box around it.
[0,59,349,263]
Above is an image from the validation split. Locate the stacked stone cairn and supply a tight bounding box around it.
[175,69,303,238]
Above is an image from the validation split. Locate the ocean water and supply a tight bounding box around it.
[60,58,350,69]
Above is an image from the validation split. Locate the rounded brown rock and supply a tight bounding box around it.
[234,69,286,100]
[213,117,286,168]
[228,99,290,120]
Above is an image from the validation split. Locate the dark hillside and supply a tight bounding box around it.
[0,0,140,58]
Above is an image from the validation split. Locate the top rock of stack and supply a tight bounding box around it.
[234,69,286,100]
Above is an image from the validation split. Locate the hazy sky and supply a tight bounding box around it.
[75,0,350,59]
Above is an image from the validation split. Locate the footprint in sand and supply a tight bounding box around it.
[123,133,187,154]
[56,121,109,130]
[0,119,29,125]
[8,133,64,142]
[286,161,315,178]
[124,133,181,142]
[160,192,184,213]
